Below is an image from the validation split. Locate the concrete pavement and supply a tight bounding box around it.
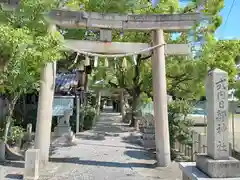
[1,111,182,180]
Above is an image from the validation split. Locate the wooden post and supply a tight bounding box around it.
[198,133,202,153]
[191,131,197,161]
[76,96,80,133]
[152,29,171,167]
[232,112,235,151]
[229,142,233,156]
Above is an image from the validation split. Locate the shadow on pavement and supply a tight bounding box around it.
[0,160,24,168]
[77,142,144,150]
[5,173,23,179]
[121,133,142,147]
[50,157,157,169]
[75,133,106,141]
[124,150,155,160]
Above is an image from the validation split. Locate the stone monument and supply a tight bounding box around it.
[196,68,240,178]
[54,110,72,137]
[179,68,240,179]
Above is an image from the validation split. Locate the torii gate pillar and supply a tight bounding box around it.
[152,29,171,166]
[34,24,57,167]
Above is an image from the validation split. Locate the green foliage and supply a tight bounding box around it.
[201,40,240,87]
[0,0,63,95]
[0,0,63,139]
[87,0,136,13]
[83,106,97,130]
[0,25,63,95]
[70,105,97,132]
[234,81,240,100]
[168,100,193,147]
[8,126,25,145]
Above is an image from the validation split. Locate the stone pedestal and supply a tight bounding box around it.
[54,110,72,137]
[196,154,240,178]
[24,149,40,180]
[140,126,155,149]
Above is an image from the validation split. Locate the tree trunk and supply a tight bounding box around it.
[129,95,140,127]
[3,95,19,142]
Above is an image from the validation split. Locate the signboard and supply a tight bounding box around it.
[52,96,74,116]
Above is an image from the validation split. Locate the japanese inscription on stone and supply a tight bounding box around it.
[206,68,229,160]
[215,77,228,153]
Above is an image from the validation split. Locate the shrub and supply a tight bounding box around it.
[83,106,97,130]
[168,100,193,148]
[70,106,97,132]
[8,126,25,146]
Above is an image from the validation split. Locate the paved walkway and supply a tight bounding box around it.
[2,110,181,180]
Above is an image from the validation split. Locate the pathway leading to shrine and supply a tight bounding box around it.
[44,108,181,180]
[1,108,181,179]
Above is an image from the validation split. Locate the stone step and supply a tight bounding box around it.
[142,128,155,133]
[142,134,155,140]
[140,139,155,149]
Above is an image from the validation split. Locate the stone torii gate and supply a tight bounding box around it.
[45,11,200,167]
[0,1,202,167]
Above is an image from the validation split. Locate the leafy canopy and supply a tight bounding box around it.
[0,0,63,97]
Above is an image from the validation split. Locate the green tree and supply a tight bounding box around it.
[0,0,63,140]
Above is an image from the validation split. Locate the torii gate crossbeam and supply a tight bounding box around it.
[64,40,191,55]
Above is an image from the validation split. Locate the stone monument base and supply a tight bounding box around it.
[54,125,72,137]
[179,162,240,180]
[196,154,240,178]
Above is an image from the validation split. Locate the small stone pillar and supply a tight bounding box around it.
[26,123,32,141]
[76,96,80,133]
[0,140,5,161]
[24,149,40,180]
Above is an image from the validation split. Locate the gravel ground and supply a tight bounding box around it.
[1,110,182,180]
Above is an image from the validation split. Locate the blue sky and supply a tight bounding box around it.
[179,0,239,40]
[215,0,240,40]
